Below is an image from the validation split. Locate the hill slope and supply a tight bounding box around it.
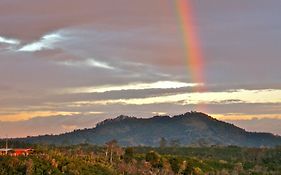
[18,112,281,147]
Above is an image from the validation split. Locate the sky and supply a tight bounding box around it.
[0,0,280,137]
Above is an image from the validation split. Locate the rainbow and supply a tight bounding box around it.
[175,0,205,91]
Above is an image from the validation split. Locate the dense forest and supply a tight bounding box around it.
[18,112,281,147]
[0,141,280,175]
[3,112,281,174]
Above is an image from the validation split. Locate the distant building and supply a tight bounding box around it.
[11,148,34,156]
[0,148,34,156]
[0,139,33,156]
[0,148,12,155]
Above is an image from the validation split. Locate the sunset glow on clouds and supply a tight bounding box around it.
[0,0,280,137]
[0,111,80,122]
[72,89,281,106]
[62,81,201,94]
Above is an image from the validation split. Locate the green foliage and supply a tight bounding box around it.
[145,151,163,168]
[13,112,281,147]
[159,137,167,147]
[123,147,134,163]
[169,157,181,174]
[0,143,280,174]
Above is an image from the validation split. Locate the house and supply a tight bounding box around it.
[11,148,34,156]
[0,139,34,156]
[0,148,12,155]
[0,148,34,156]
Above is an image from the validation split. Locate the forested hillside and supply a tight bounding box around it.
[18,112,281,147]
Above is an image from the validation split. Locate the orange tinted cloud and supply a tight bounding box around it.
[0,111,80,122]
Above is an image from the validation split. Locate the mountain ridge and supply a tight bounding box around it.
[16,112,281,147]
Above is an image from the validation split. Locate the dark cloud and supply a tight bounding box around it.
[0,0,280,136]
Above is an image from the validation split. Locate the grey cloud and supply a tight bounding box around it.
[227,118,281,136]
[0,0,171,42]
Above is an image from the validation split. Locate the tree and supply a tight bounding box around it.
[124,147,134,163]
[105,139,119,164]
[145,151,163,168]
[169,157,181,174]
[25,159,34,175]
[193,167,203,175]
[159,137,167,148]
[170,139,180,147]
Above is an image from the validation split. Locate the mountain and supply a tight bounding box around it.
[17,112,281,147]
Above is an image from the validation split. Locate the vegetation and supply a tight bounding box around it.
[2,112,280,174]
[0,141,280,174]
[17,112,281,147]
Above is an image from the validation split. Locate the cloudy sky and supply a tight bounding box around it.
[0,0,280,137]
